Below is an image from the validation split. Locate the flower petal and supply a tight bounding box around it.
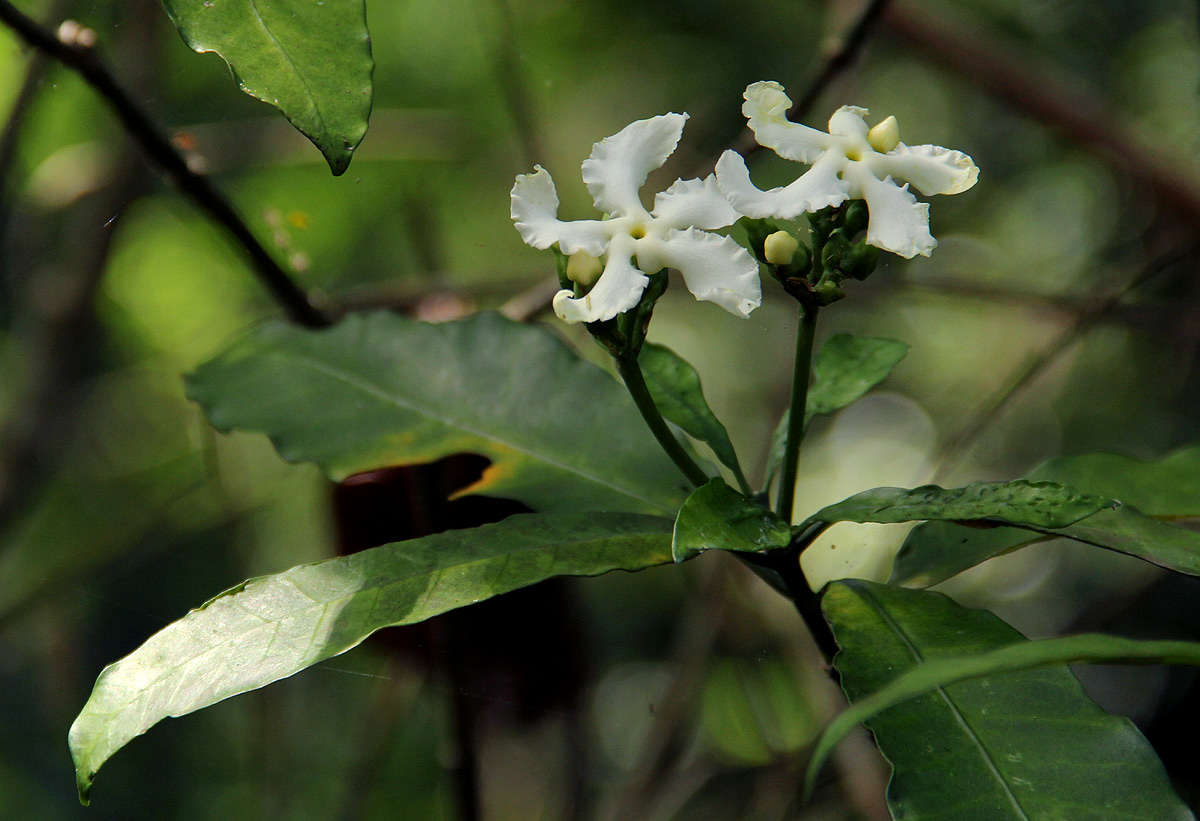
[827,105,870,140]
[870,143,979,196]
[642,228,761,318]
[510,165,611,255]
[552,235,648,323]
[581,113,687,217]
[845,165,935,258]
[742,81,832,163]
[715,149,849,218]
[651,174,740,230]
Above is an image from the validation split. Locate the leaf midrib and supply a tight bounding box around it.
[857,585,1032,820]
[245,0,329,137]
[78,524,670,754]
[280,349,675,513]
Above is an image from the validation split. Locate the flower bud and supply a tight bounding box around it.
[868,115,900,153]
[565,250,603,288]
[842,242,881,281]
[763,230,800,265]
[843,200,869,236]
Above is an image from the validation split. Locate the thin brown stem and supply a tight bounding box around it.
[0,0,331,327]
[933,245,1196,480]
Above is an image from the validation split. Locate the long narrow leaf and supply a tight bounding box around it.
[805,479,1113,529]
[895,445,1200,586]
[186,311,689,515]
[807,631,1200,802]
[816,580,1190,819]
[640,342,750,492]
[69,512,673,803]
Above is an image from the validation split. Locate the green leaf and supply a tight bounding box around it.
[806,334,909,419]
[69,511,673,803]
[161,0,373,175]
[764,334,908,484]
[640,342,749,493]
[895,446,1200,586]
[671,478,790,562]
[814,580,1191,819]
[805,479,1113,528]
[809,629,1200,801]
[186,311,689,515]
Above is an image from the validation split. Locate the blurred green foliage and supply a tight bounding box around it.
[3,0,1200,816]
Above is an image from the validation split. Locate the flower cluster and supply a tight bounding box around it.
[511,81,978,324]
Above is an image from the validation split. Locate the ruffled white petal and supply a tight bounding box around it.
[715,149,849,218]
[510,165,611,255]
[651,175,740,230]
[870,143,979,196]
[845,165,935,258]
[644,228,762,318]
[827,105,870,140]
[581,113,687,217]
[742,81,832,163]
[552,235,647,323]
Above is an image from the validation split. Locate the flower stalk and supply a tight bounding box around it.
[615,353,710,489]
[777,303,818,522]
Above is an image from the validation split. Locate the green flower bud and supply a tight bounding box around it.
[820,235,850,273]
[843,200,869,236]
[764,230,800,265]
[843,242,881,281]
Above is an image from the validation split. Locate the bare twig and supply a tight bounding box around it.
[0,0,331,327]
[602,558,730,821]
[884,0,1200,228]
[489,0,545,169]
[933,244,1197,479]
[702,0,892,175]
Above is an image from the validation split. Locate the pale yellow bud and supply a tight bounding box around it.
[868,115,900,153]
[565,250,603,287]
[764,230,799,265]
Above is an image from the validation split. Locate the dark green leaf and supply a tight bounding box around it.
[640,342,749,493]
[671,478,790,562]
[69,511,673,803]
[895,446,1200,586]
[806,334,909,419]
[764,334,908,484]
[815,580,1191,819]
[161,0,373,174]
[805,479,1113,528]
[809,629,1200,800]
[186,311,688,515]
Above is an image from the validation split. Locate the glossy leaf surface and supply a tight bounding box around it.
[818,580,1191,820]
[805,479,1112,528]
[895,446,1200,586]
[186,312,689,515]
[671,478,790,562]
[640,342,749,492]
[161,0,373,174]
[70,511,673,802]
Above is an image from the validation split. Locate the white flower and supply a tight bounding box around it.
[511,113,761,323]
[715,81,979,259]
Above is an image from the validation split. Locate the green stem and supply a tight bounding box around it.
[616,355,709,488]
[777,305,818,521]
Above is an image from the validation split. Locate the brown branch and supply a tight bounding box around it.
[0,0,332,327]
[932,243,1198,479]
[709,0,892,173]
[884,0,1200,228]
